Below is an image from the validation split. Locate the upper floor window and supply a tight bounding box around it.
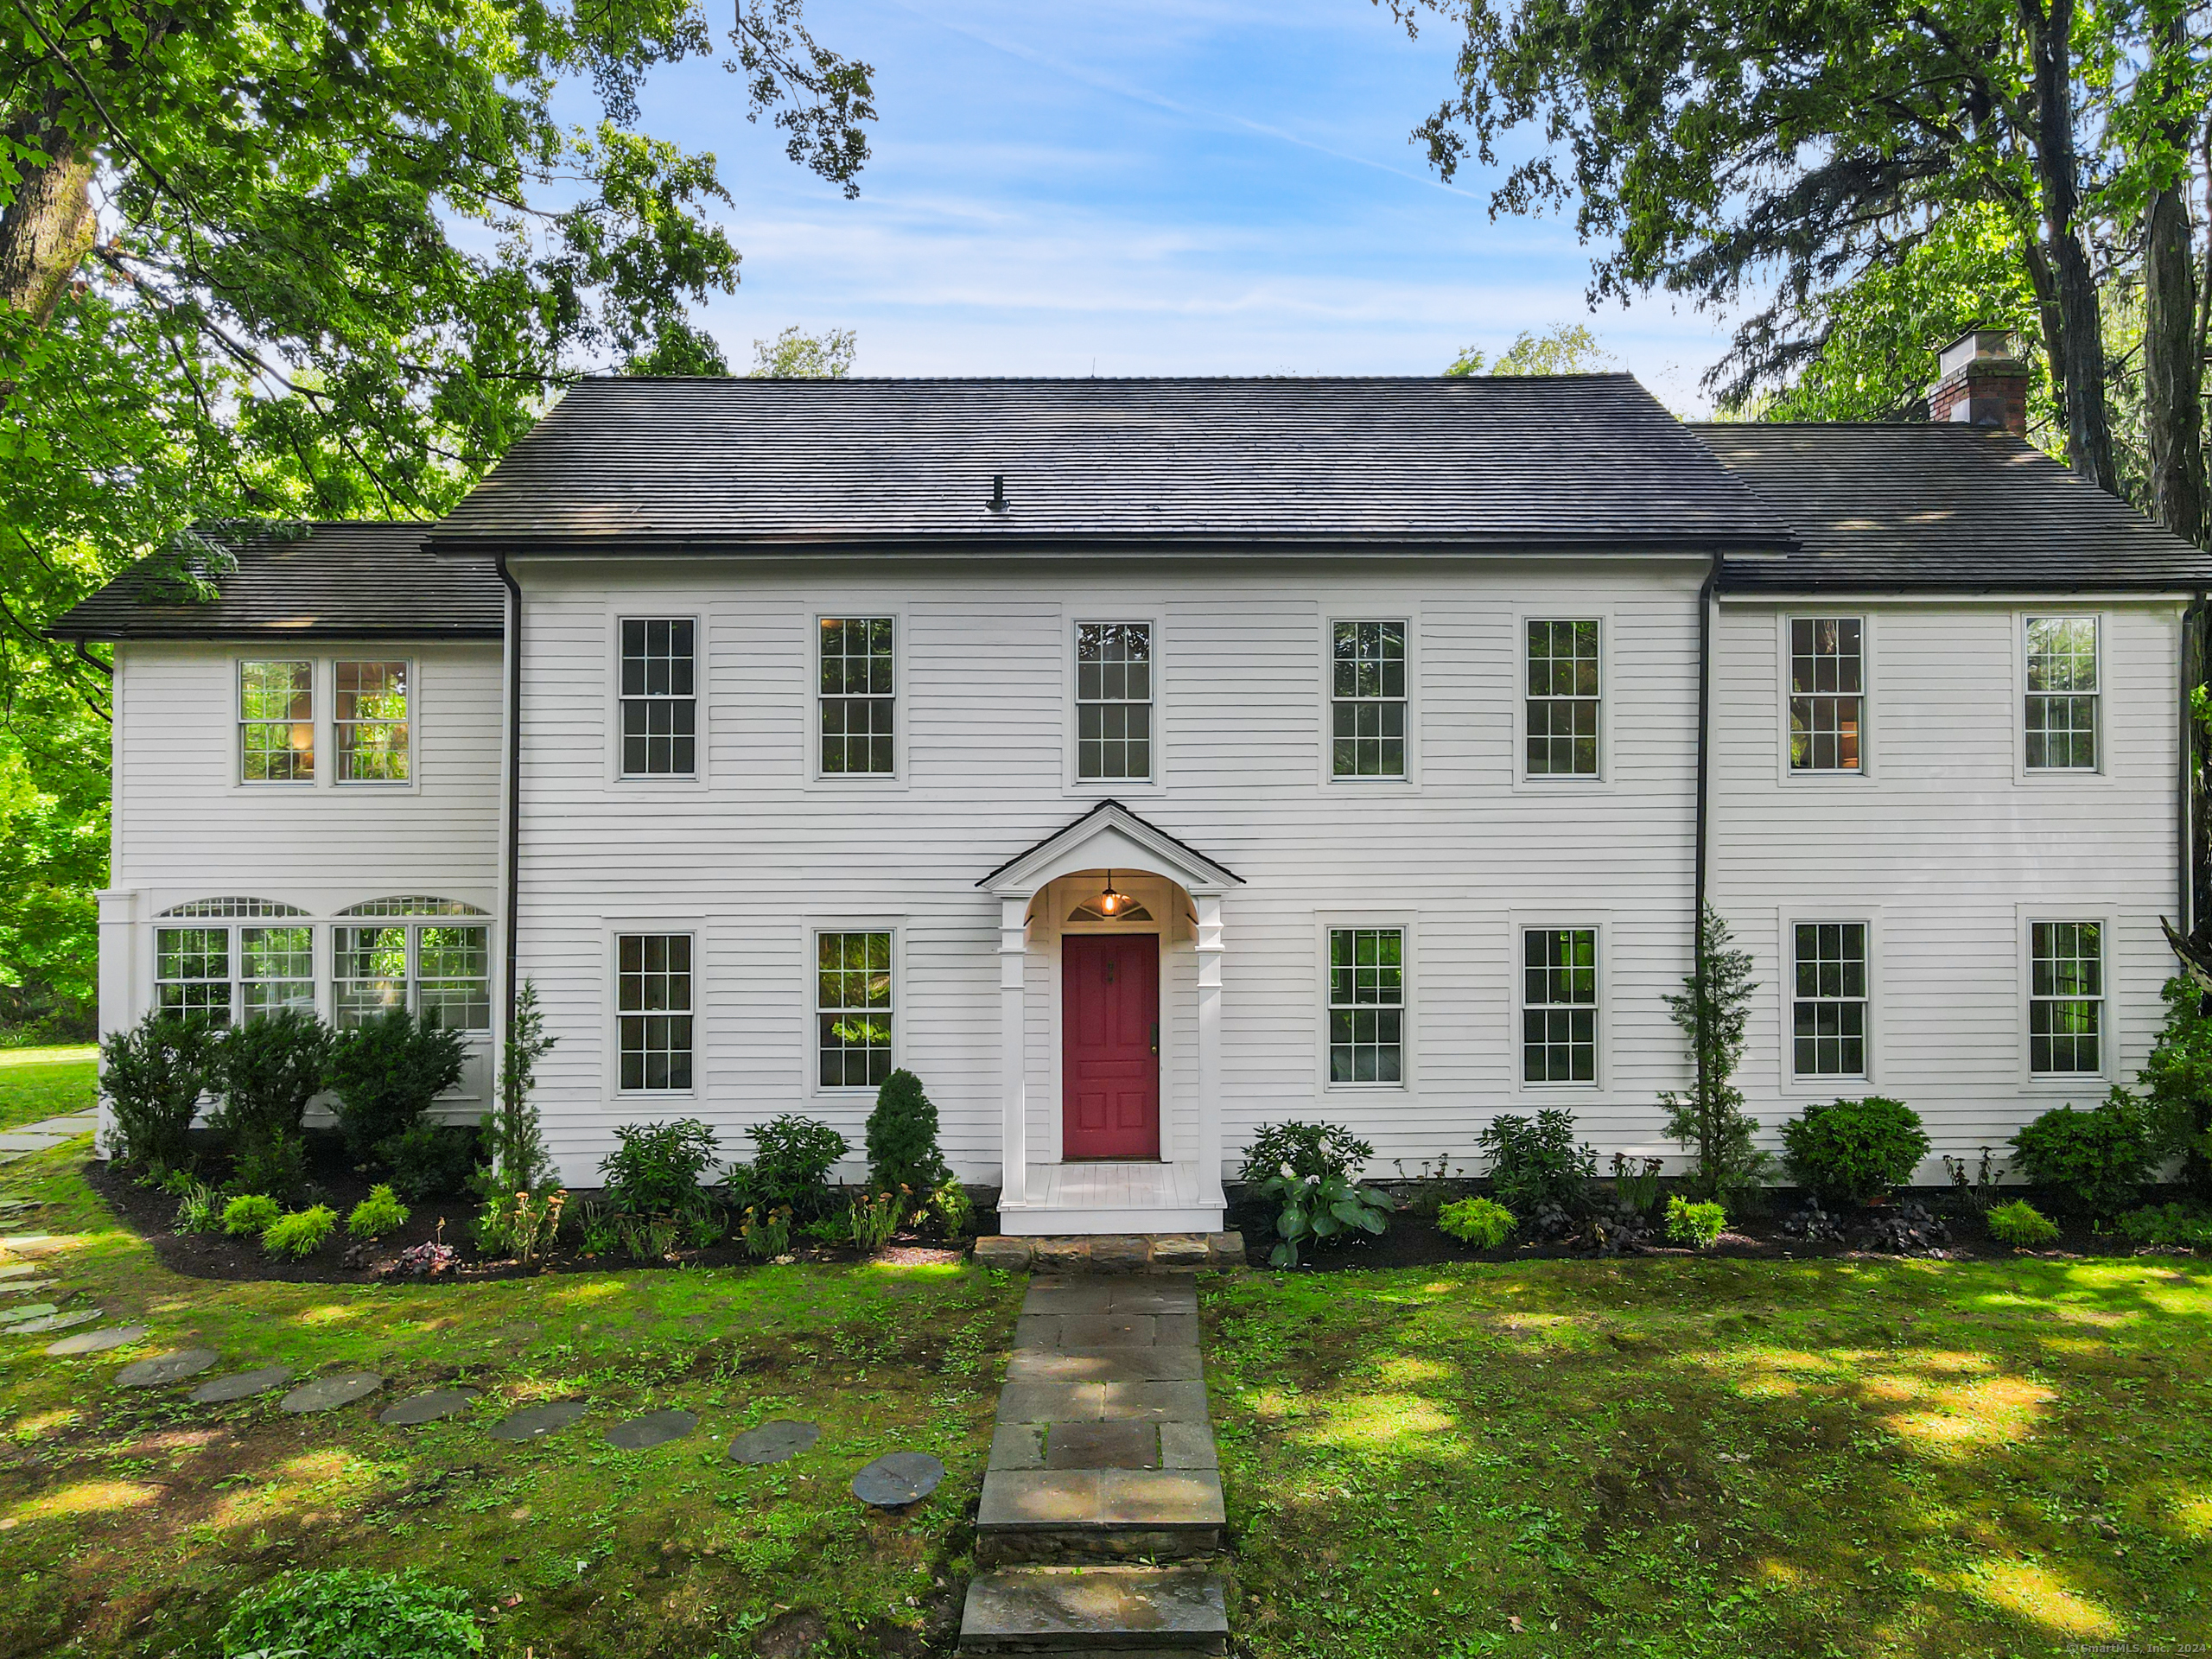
[1522,927,1597,1083]
[2025,617,2099,771]
[620,619,696,778]
[2030,920,2102,1074]
[1326,926,1402,1084]
[1331,620,1407,778]
[1077,622,1152,781]
[334,919,491,1032]
[817,930,893,1088]
[819,618,895,775]
[240,660,314,784]
[1525,620,1600,777]
[1789,618,1862,772]
[335,660,410,784]
[156,922,314,1025]
[617,932,694,1090]
[1793,922,1867,1077]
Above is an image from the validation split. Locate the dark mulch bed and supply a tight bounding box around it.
[83,1136,976,1287]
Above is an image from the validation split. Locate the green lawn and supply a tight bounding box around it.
[0,1046,94,1134]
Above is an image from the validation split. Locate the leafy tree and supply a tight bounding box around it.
[747,324,858,378]
[1444,321,1609,377]
[1660,905,1772,1204]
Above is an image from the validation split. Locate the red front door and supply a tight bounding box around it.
[1062,933,1160,1160]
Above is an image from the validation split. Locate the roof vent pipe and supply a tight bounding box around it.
[988,474,1007,512]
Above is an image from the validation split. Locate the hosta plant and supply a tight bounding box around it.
[1254,1164,1392,1268]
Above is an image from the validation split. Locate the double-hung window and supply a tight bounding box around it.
[335,660,409,783]
[1789,618,1862,772]
[1076,622,1152,781]
[333,899,492,1032]
[1326,927,1402,1084]
[240,660,315,783]
[620,619,696,778]
[2025,618,2098,771]
[617,933,694,1090]
[1525,620,1600,777]
[1331,620,1407,778]
[2030,921,2102,1074]
[817,930,893,1088]
[1792,923,1867,1077]
[819,618,895,774]
[1522,928,1597,1083]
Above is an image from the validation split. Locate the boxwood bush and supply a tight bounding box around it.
[2010,1091,2159,1217]
[1781,1096,1930,1205]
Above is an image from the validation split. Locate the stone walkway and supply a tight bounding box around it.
[959,1274,1229,1656]
[0,1110,97,1166]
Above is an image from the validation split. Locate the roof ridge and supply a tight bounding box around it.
[566,372,1647,385]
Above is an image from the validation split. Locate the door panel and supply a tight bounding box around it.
[1062,933,1160,1160]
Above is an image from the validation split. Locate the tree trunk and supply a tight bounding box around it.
[2145,5,2207,546]
[2024,0,2119,493]
[0,136,96,326]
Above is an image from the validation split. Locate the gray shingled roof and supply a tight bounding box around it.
[1694,423,2212,593]
[426,375,1787,554]
[48,522,505,641]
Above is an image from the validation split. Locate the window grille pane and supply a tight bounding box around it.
[1522,927,1598,1082]
[1788,618,1862,772]
[416,925,491,1032]
[333,660,410,783]
[1076,623,1153,780]
[161,896,307,918]
[620,619,697,776]
[820,617,896,774]
[156,927,232,1024]
[239,925,315,1019]
[817,930,893,1087]
[1326,927,1403,1083]
[1791,921,1868,1076]
[1525,620,1601,776]
[2030,920,2102,1072]
[2025,618,2098,770]
[617,933,694,1090]
[240,660,314,782]
[1332,621,1408,777]
[333,925,409,1028]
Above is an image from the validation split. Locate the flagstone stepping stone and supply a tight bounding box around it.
[190,1366,296,1404]
[378,1388,477,1426]
[0,1264,35,1281]
[604,1408,696,1451]
[728,1419,819,1465]
[488,1400,588,1441]
[118,1347,219,1388]
[47,1325,147,1357]
[11,1309,98,1335]
[3,1280,57,1295]
[0,1302,59,1324]
[281,1372,384,1414]
[852,1451,945,1509]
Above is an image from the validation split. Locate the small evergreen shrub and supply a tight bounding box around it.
[2115,1202,2212,1249]
[1437,1196,1515,1249]
[1665,1195,1726,1249]
[1478,1109,1596,1217]
[221,1192,282,1236]
[232,1129,307,1201]
[324,1008,467,1163]
[99,1010,220,1174]
[742,1115,849,1220]
[346,1185,410,1240]
[1985,1198,2061,1247]
[865,1068,950,1198]
[261,1205,337,1258]
[1781,1096,1930,1205]
[218,1567,482,1659]
[211,1007,333,1194]
[2010,1091,2159,1217]
[382,1121,477,1201]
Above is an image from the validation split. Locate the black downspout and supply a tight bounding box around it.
[1694,556,1718,1132]
[2183,595,2206,939]
[498,554,523,1051]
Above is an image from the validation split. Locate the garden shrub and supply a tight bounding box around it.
[262,1204,337,1258]
[1239,1121,1374,1185]
[926,1178,975,1239]
[1437,1195,1515,1249]
[212,1007,332,1196]
[1661,906,1776,1206]
[382,1120,478,1202]
[1985,1198,2061,1246]
[472,980,563,1255]
[221,1192,282,1236]
[346,1184,410,1240]
[217,1567,482,1659]
[1478,1109,1596,1217]
[99,1010,220,1174]
[600,1118,723,1255]
[2010,1090,2159,1217]
[2139,974,2212,1198]
[1241,1120,1391,1268]
[2115,1202,2212,1249]
[1781,1096,1930,1205]
[232,1129,306,1201]
[865,1068,950,1199]
[323,1008,467,1163]
[742,1115,849,1219]
[1665,1195,1726,1249]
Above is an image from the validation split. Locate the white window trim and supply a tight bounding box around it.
[1065,611,1166,795]
[1508,913,1608,1094]
[332,916,494,1035]
[2014,611,2107,784]
[1775,612,1873,784]
[1314,912,1415,1092]
[232,653,427,795]
[151,920,321,1027]
[604,921,702,1101]
[809,608,909,785]
[804,918,905,1096]
[1320,613,1419,787]
[236,655,317,790]
[2018,906,2115,1087]
[608,612,707,789]
[1776,911,1878,1093]
[1511,610,1613,789]
[331,655,418,789]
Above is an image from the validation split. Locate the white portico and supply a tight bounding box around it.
[980,801,1240,1235]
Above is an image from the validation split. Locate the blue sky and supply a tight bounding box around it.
[633,0,1739,410]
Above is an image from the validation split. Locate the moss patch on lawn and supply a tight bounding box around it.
[0,1143,1022,1658]
[1205,1256,2212,1659]
[0,1046,95,1134]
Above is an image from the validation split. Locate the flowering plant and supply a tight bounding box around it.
[1241,1122,1393,1268]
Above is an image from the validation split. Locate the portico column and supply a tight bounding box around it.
[1195,893,1224,1204]
[998,895,1030,1212]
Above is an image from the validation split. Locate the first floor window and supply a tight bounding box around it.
[2030,920,2102,1073]
[819,617,895,774]
[1793,922,1867,1077]
[1522,927,1597,1083]
[817,930,893,1088]
[335,659,410,783]
[2025,617,2098,771]
[620,618,696,777]
[156,925,315,1024]
[1076,621,1152,780]
[1327,927,1402,1084]
[1789,617,1862,772]
[156,927,232,1021]
[334,923,491,1031]
[240,659,314,783]
[1331,620,1407,777]
[1525,620,1601,777]
[239,926,315,1018]
[618,933,694,1090]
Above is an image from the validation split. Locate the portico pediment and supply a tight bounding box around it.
[977,799,1242,899]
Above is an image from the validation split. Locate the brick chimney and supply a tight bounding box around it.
[1929,327,2029,435]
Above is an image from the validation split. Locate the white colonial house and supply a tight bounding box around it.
[56,334,2210,1235]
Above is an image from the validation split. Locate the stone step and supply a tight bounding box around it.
[975,1465,1226,1564]
[957,1565,1228,1655]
